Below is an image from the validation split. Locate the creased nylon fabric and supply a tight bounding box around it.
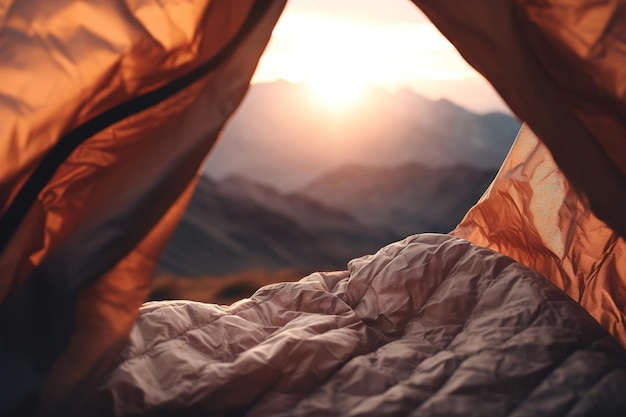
[412,0,626,241]
[412,0,626,349]
[453,124,626,348]
[0,0,285,414]
[95,235,626,416]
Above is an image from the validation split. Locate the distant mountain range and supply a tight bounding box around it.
[156,175,395,277]
[156,81,518,280]
[204,80,520,191]
[157,163,497,277]
[301,162,497,235]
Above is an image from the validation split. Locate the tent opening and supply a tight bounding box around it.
[151,0,521,303]
[0,1,624,415]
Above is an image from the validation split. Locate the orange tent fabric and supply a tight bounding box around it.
[412,0,626,240]
[452,124,626,346]
[413,0,626,347]
[0,0,285,414]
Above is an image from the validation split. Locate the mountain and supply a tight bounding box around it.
[299,162,497,235]
[156,175,395,277]
[157,81,516,279]
[157,162,496,278]
[219,175,362,235]
[204,81,520,191]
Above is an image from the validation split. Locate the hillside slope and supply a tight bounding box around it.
[157,175,395,277]
[300,162,497,235]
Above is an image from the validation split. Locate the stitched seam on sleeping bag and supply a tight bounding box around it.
[337,259,519,411]
[350,237,481,322]
[446,272,588,415]
[135,281,326,322]
[124,298,274,360]
[561,367,626,417]
[341,249,521,410]
[124,288,356,361]
[427,289,546,411]
[403,262,535,412]
[352,235,468,303]
[504,335,604,416]
[420,274,503,404]
[347,243,416,309]
[561,367,621,417]
[461,266,548,351]
[438,260,516,353]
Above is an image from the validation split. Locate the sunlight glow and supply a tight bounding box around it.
[308,76,363,108]
[251,0,509,113]
[254,12,469,86]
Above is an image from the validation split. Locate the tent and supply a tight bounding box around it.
[0,0,624,415]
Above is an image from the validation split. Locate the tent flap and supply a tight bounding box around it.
[453,124,626,347]
[413,0,626,240]
[0,0,286,414]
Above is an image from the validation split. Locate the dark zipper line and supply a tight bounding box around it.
[0,0,271,255]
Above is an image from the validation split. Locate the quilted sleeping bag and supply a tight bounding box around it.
[92,234,626,416]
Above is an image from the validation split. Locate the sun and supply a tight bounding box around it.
[307,72,365,109]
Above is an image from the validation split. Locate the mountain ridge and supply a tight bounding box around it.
[158,161,496,278]
[157,174,396,277]
[157,81,517,278]
[203,81,520,191]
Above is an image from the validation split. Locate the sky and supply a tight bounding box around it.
[251,0,510,114]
